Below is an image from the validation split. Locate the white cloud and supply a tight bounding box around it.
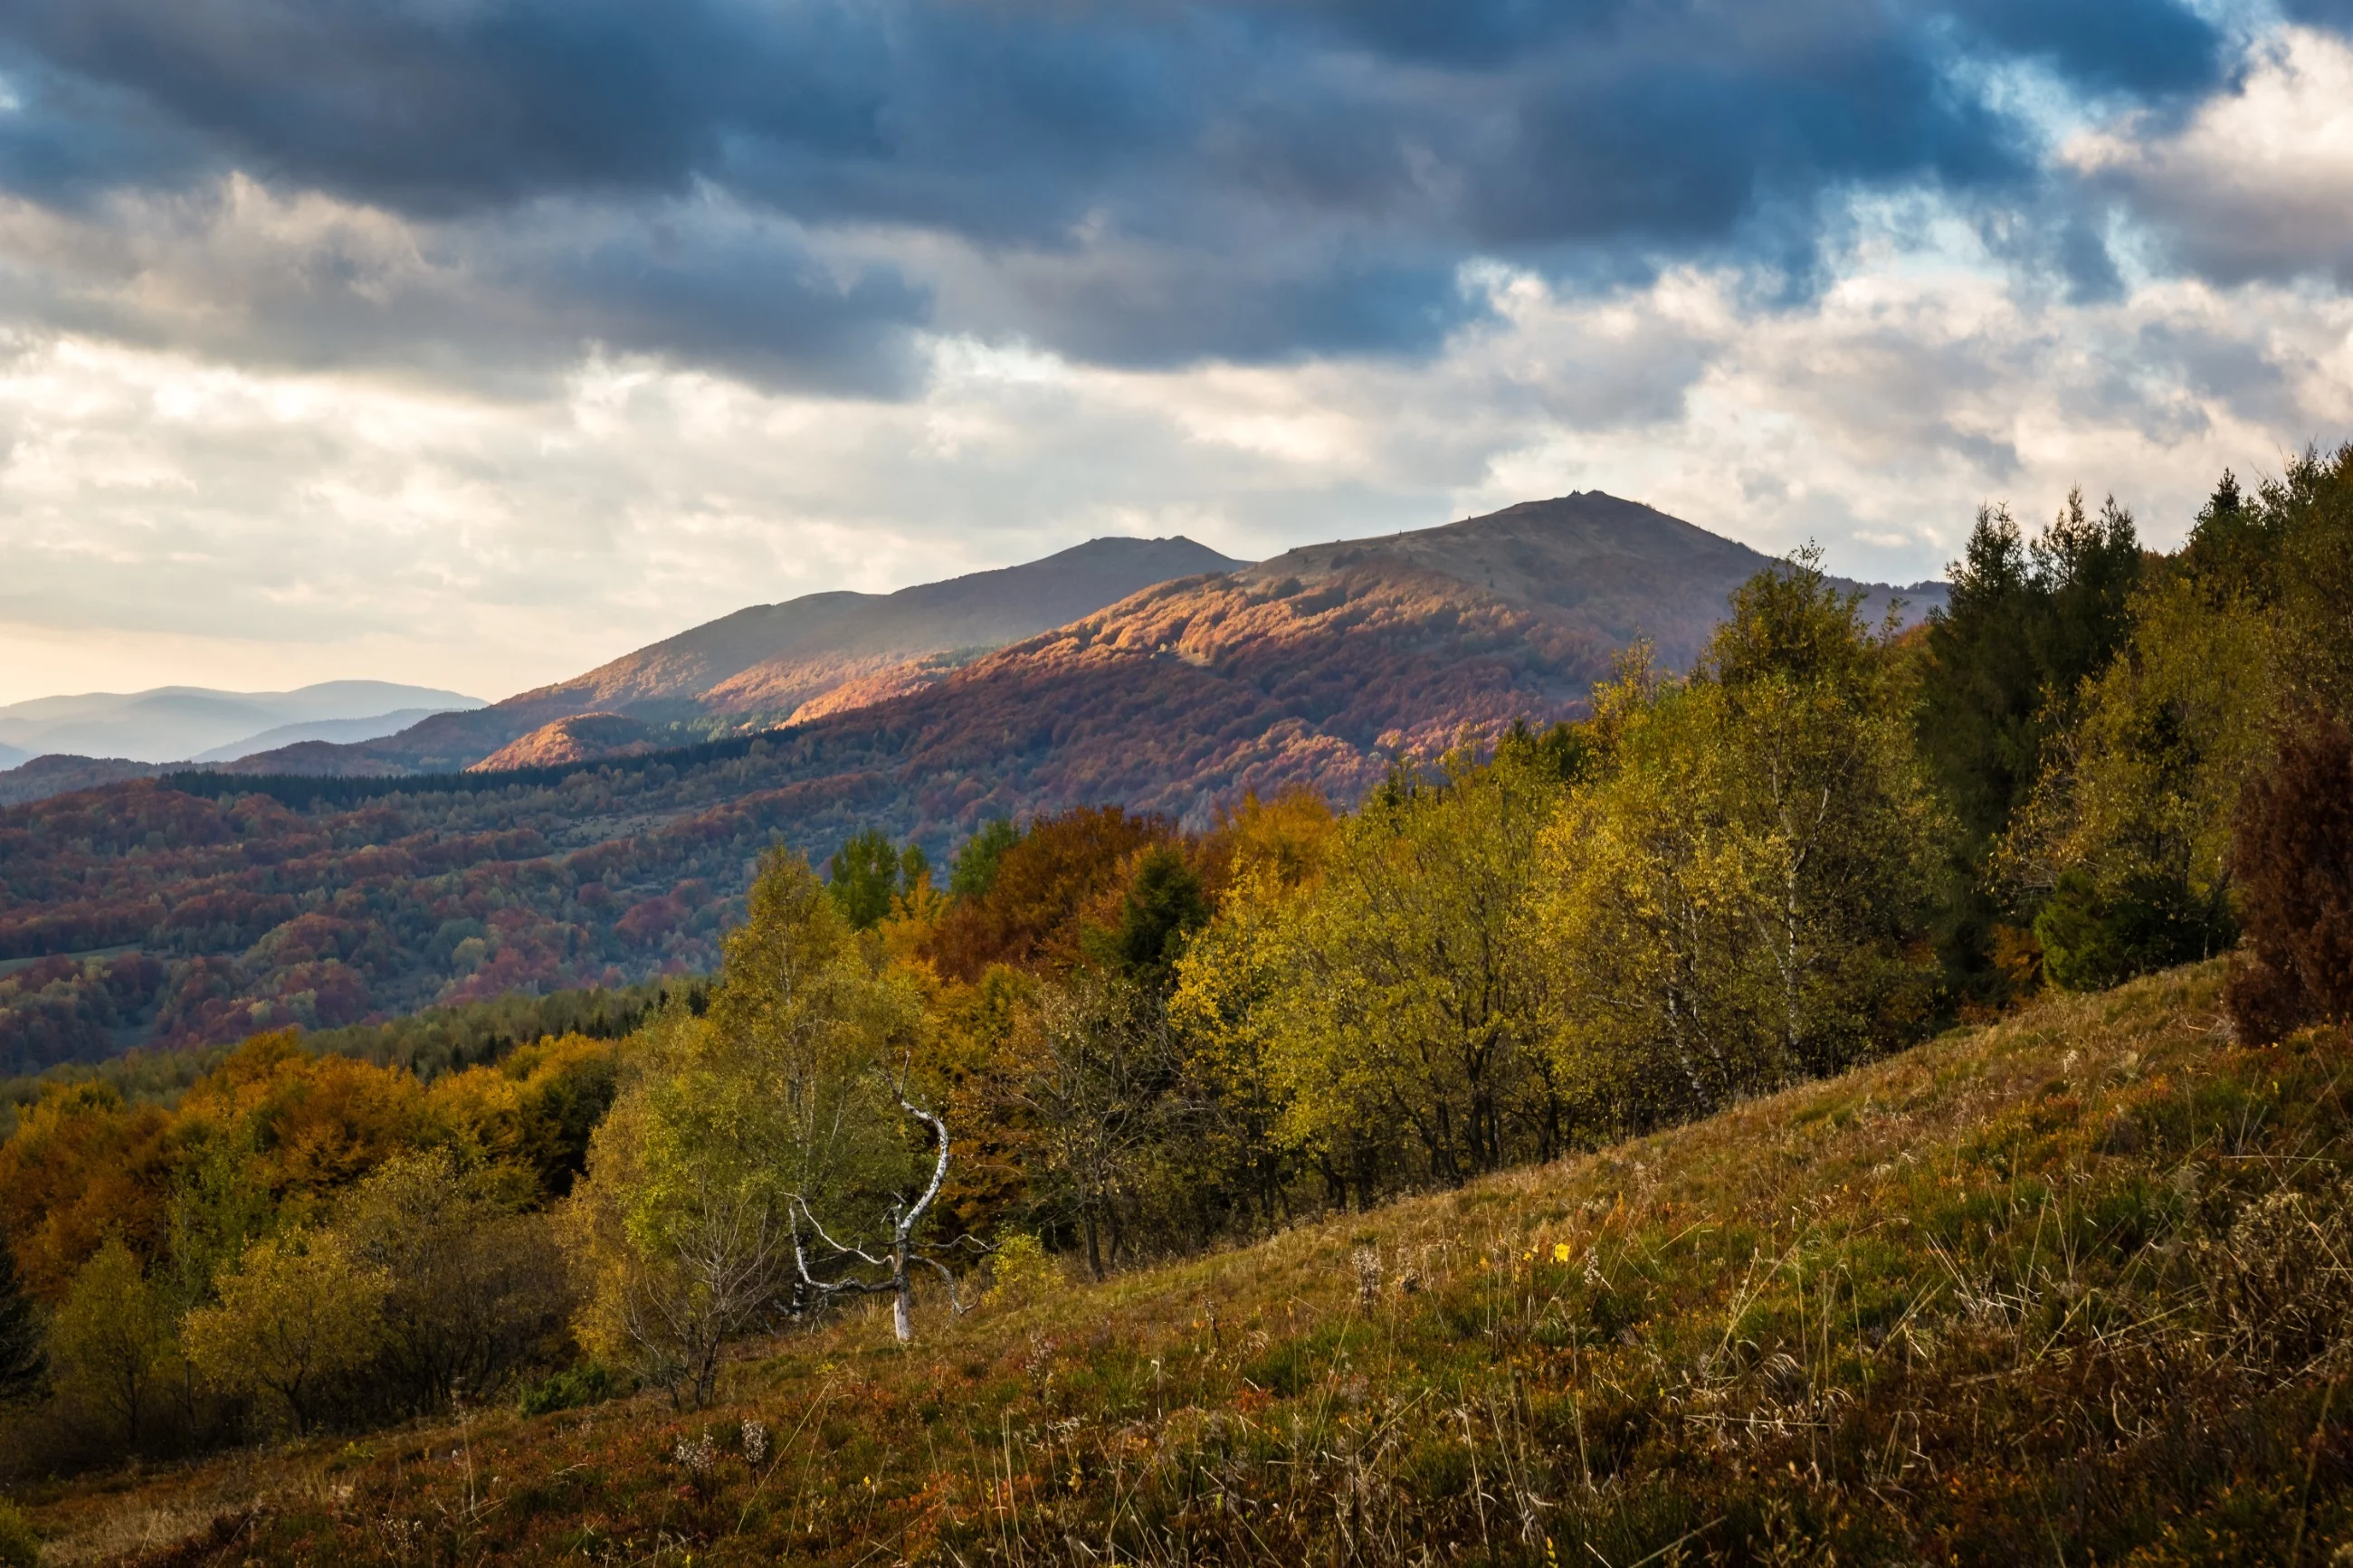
[2069,25,2353,284]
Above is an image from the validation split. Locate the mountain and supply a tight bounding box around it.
[238,536,1252,774]
[188,708,462,764]
[0,681,485,765]
[0,491,1946,1067]
[0,755,161,809]
[0,742,24,771]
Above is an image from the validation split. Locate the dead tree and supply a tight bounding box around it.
[789,1088,971,1343]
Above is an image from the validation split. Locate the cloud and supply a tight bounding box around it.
[0,0,2253,380]
[0,0,2344,708]
[2068,26,2353,289]
[5,205,2349,704]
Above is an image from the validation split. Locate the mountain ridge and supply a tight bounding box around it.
[233,535,1251,774]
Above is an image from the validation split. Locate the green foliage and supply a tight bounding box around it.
[1247,749,1566,1199]
[0,1500,37,1568]
[182,1229,389,1435]
[568,849,937,1403]
[49,1239,177,1445]
[516,1361,624,1417]
[980,1232,1055,1307]
[827,828,905,930]
[335,1148,572,1415]
[1545,554,1946,1126]
[948,818,1022,901]
[2034,869,2231,993]
[1105,845,1208,988]
[1915,490,2142,989]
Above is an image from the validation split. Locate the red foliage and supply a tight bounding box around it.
[921,806,1170,980]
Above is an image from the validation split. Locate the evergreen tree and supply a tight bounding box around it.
[948,818,1021,901]
[0,1232,42,1402]
[1109,845,1209,989]
[827,827,902,929]
[1916,490,2141,992]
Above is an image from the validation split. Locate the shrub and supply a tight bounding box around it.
[983,1233,1057,1308]
[2035,868,2234,993]
[2225,711,2353,1043]
[0,1499,38,1568]
[517,1362,624,1418]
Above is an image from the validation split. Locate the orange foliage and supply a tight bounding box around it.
[920,806,1171,982]
[0,1027,620,1302]
[0,1081,175,1299]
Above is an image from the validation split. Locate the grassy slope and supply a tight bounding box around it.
[21,962,2353,1566]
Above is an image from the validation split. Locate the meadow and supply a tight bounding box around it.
[13,960,2348,1565]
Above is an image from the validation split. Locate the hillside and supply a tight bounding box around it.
[15,964,2350,1563]
[467,714,661,773]
[235,535,1251,774]
[0,497,1941,1068]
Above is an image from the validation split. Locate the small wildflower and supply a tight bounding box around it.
[740,1417,768,1467]
[1552,1242,1571,1264]
[1352,1246,1382,1307]
[673,1433,718,1478]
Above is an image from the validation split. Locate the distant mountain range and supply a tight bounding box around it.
[0,494,1947,1069]
[0,681,484,769]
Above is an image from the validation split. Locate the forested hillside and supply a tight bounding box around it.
[2,451,2350,1563]
[230,535,1250,775]
[0,496,1929,1069]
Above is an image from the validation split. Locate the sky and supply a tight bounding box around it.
[1,0,2351,706]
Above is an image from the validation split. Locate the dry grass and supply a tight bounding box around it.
[15,961,2353,1565]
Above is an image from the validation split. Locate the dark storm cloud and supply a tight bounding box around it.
[0,0,2254,382]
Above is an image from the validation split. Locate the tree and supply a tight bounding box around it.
[2002,570,2272,988]
[335,1149,571,1414]
[1542,556,1945,1127]
[1020,974,1179,1278]
[1915,491,2141,992]
[829,828,907,930]
[49,1238,177,1445]
[948,818,1022,901]
[1105,844,1210,990]
[1253,750,1566,1202]
[2224,710,2353,1043]
[183,1229,388,1435]
[924,806,1169,979]
[0,1233,43,1402]
[567,850,961,1403]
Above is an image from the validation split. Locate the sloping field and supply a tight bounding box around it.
[20,962,2353,1564]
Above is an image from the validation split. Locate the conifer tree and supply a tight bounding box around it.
[0,1233,41,1402]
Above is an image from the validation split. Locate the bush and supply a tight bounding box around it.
[982,1233,1057,1309]
[0,1499,39,1568]
[2035,869,2234,993]
[2226,711,2353,1043]
[518,1362,624,1417]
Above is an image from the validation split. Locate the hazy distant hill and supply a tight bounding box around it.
[240,536,1251,774]
[188,708,461,764]
[0,493,1946,1066]
[0,681,484,765]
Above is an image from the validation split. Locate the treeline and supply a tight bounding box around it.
[4,449,2350,1461]
[0,974,705,1142]
[0,1026,619,1466]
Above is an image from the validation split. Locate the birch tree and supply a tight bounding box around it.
[1538,556,1945,1128]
